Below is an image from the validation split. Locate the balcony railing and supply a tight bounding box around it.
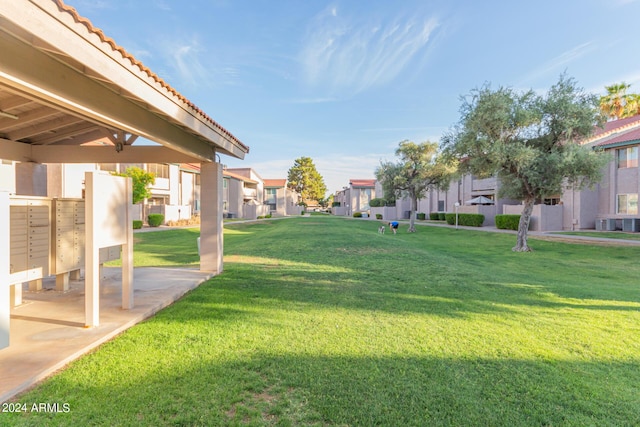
[243,188,257,199]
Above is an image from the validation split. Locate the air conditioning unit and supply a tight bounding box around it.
[622,218,640,232]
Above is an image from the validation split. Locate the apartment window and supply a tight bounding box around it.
[266,188,277,210]
[617,147,638,169]
[617,194,638,215]
[223,178,228,189]
[438,200,445,211]
[543,197,561,206]
[147,163,169,178]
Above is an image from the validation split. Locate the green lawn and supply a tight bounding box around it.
[4,216,640,426]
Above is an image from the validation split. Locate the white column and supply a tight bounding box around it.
[122,180,133,310]
[84,173,100,327]
[1,192,11,349]
[200,162,223,274]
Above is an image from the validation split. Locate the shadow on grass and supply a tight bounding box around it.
[10,352,640,426]
[200,257,640,319]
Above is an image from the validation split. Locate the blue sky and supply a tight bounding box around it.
[65,0,640,194]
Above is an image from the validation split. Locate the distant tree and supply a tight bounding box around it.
[442,75,608,252]
[376,141,454,233]
[599,82,640,120]
[287,157,327,205]
[114,166,155,204]
[319,194,334,209]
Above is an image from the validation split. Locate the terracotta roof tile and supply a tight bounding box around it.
[54,0,248,153]
[349,179,376,187]
[585,115,640,148]
[264,179,287,187]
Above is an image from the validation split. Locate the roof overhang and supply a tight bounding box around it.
[0,0,248,164]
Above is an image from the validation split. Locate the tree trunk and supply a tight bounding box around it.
[408,197,418,232]
[513,197,535,252]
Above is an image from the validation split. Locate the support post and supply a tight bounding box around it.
[85,173,99,327]
[200,162,223,274]
[122,181,133,310]
[1,192,10,349]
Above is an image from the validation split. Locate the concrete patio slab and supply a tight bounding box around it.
[0,266,212,403]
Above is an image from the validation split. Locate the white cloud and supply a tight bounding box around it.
[518,42,596,86]
[163,36,240,89]
[300,8,439,95]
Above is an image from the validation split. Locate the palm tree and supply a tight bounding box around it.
[624,93,640,117]
[600,82,631,120]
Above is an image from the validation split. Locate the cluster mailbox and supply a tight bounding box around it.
[8,197,121,303]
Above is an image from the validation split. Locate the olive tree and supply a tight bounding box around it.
[376,140,454,233]
[441,75,607,251]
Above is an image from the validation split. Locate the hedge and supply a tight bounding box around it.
[132,220,143,229]
[375,213,383,220]
[429,212,441,220]
[369,198,386,207]
[148,213,164,227]
[417,213,426,220]
[353,212,363,218]
[496,214,521,230]
[438,212,446,221]
[445,213,485,227]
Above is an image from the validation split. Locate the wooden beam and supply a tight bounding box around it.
[31,122,100,145]
[0,106,60,131]
[30,145,203,164]
[0,138,33,162]
[0,93,33,110]
[7,114,84,141]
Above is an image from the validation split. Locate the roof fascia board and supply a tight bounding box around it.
[593,139,640,150]
[0,139,203,163]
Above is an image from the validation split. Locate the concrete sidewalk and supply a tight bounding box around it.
[1,266,212,403]
[403,220,640,246]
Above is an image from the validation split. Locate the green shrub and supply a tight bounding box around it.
[417,213,426,220]
[266,214,272,218]
[301,211,305,215]
[257,216,264,219]
[369,198,386,207]
[353,212,363,218]
[438,212,446,221]
[429,212,440,220]
[375,213,383,220]
[445,213,485,227]
[148,213,164,227]
[132,220,143,229]
[496,214,521,230]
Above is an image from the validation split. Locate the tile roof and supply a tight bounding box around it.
[54,0,248,153]
[263,179,287,187]
[350,179,376,187]
[584,114,640,148]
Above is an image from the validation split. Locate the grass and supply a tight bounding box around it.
[4,216,640,426]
